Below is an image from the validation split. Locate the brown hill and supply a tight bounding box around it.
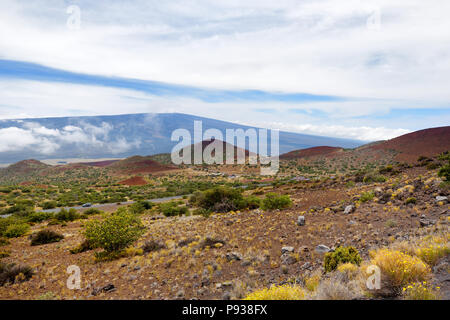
[280,146,343,160]
[371,126,450,163]
[118,176,148,186]
[2,159,49,174]
[177,139,255,164]
[280,127,450,164]
[81,160,120,167]
[107,156,177,174]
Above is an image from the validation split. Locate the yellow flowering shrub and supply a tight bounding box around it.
[403,282,441,300]
[304,271,321,292]
[337,262,360,280]
[370,248,431,288]
[415,236,450,266]
[244,284,306,300]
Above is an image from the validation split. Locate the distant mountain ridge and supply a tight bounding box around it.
[0,113,364,163]
[279,126,450,164]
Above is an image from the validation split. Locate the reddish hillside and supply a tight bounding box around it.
[371,126,450,163]
[3,159,49,174]
[280,146,343,160]
[119,176,148,186]
[178,139,254,163]
[81,160,120,167]
[108,156,177,174]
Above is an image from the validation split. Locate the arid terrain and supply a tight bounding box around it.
[0,127,449,300]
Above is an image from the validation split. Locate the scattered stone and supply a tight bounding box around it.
[315,244,332,253]
[281,253,297,265]
[300,262,312,270]
[297,215,305,226]
[344,205,355,214]
[222,292,231,300]
[281,246,294,254]
[436,196,448,204]
[226,252,242,261]
[175,290,185,299]
[91,284,115,296]
[419,218,435,227]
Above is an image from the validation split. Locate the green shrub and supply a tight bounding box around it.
[190,187,246,213]
[244,196,262,210]
[159,201,188,217]
[0,238,9,247]
[129,201,154,215]
[30,230,64,246]
[54,208,79,222]
[359,191,375,203]
[41,201,57,210]
[405,197,417,205]
[324,246,362,272]
[363,174,387,184]
[438,163,450,181]
[261,193,292,210]
[27,212,53,223]
[69,239,97,254]
[193,207,211,218]
[0,262,33,286]
[4,223,30,238]
[83,208,102,215]
[84,211,144,254]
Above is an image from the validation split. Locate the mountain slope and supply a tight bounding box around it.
[0,113,364,163]
[280,126,450,164]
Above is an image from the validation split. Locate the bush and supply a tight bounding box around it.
[369,248,431,292]
[403,282,441,300]
[84,211,145,255]
[324,246,362,272]
[129,201,154,215]
[0,238,9,246]
[158,202,188,217]
[363,174,387,184]
[261,193,292,210]
[438,163,450,181]
[243,196,261,210]
[30,230,64,246]
[54,208,79,222]
[83,208,102,215]
[141,240,166,253]
[190,187,246,213]
[41,201,57,210]
[4,223,30,238]
[359,191,374,203]
[244,284,306,300]
[193,207,212,218]
[415,236,450,266]
[0,262,33,286]
[405,197,417,205]
[27,212,52,223]
[69,239,97,254]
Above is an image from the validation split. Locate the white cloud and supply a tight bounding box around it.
[244,121,411,141]
[0,120,141,155]
[0,0,449,102]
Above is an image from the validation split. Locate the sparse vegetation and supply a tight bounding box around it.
[84,210,145,258]
[324,246,362,272]
[30,230,64,246]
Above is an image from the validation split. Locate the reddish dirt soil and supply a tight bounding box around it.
[371,126,450,163]
[118,176,149,186]
[281,146,343,160]
[108,156,177,174]
[81,160,120,167]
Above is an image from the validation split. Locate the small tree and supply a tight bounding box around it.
[84,210,144,255]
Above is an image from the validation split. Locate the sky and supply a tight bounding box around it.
[0,0,449,142]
